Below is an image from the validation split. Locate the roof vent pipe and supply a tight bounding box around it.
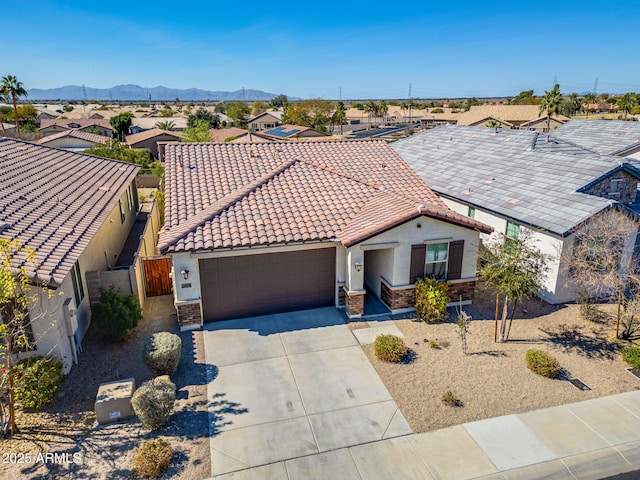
[417,204,425,214]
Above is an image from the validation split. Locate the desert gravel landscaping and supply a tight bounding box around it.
[362,283,640,433]
[0,296,210,480]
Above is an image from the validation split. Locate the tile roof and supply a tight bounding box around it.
[420,105,568,126]
[40,118,113,130]
[37,129,109,145]
[551,120,640,156]
[131,117,188,130]
[261,125,328,139]
[0,138,139,287]
[158,141,490,253]
[392,125,635,236]
[248,110,284,122]
[209,127,248,143]
[125,128,181,145]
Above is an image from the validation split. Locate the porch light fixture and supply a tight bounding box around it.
[354,262,363,272]
[180,269,189,280]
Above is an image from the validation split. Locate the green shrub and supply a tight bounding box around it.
[525,349,560,379]
[132,438,173,478]
[92,286,142,342]
[142,333,182,375]
[131,377,176,430]
[12,356,63,410]
[415,277,450,323]
[374,334,408,363]
[429,339,441,349]
[441,390,461,407]
[622,346,640,370]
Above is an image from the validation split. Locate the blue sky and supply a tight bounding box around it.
[5,0,640,99]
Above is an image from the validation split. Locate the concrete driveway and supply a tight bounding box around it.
[203,307,412,477]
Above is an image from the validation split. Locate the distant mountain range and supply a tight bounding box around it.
[27,84,279,102]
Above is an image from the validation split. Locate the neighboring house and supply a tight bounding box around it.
[1,122,18,138]
[126,128,182,159]
[209,127,248,143]
[248,110,283,131]
[420,105,568,132]
[37,129,109,152]
[260,124,329,140]
[551,120,640,160]
[40,118,113,138]
[0,139,140,373]
[158,140,491,329]
[129,117,188,134]
[393,124,640,304]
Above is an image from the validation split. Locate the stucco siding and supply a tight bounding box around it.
[356,216,481,288]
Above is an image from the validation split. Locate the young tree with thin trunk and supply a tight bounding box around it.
[0,239,54,435]
[479,232,547,342]
[563,208,639,338]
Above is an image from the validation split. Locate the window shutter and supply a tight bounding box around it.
[447,240,464,280]
[410,244,426,283]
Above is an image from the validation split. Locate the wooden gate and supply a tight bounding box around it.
[143,257,173,297]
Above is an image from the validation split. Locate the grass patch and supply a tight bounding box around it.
[622,346,640,370]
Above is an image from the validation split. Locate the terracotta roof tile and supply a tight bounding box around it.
[158,140,489,253]
[125,128,181,144]
[0,139,139,286]
[37,129,109,145]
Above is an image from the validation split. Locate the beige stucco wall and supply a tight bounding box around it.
[19,181,139,374]
[349,216,481,294]
[130,134,180,159]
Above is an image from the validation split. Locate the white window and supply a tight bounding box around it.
[425,243,449,280]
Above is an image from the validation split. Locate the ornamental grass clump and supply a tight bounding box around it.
[132,438,173,478]
[525,349,560,379]
[415,277,450,323]
[142,332,182,375]
[131,377,176,430]
[374,334,408,363]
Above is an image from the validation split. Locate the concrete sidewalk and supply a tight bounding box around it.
[211,390,640,479]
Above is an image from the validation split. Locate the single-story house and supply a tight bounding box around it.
[248,110,283,131]
[260,124,329,140]
[393,124,640,304]
[1,122,18,138]
[209,127,248,143]
[129,117,188,134]
[37,129,109,152]
[39,118,113,138]
[551,119,640,160]
[420,105,568,132]
[125,128,182,159]
[158,140,491,329]
[0,139,140,373]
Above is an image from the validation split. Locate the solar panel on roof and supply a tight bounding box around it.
[265,126,301,137]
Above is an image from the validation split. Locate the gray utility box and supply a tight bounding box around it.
[95,378,136,425]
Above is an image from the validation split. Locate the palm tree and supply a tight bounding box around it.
[154,120,176,131]
[538,84,562,141]
[363,100,376,129]
[617,92,638,120]
[0,91,7,137]
[331,101,347,135]
[0,75,27,140]
[582,92,597,119]
[376,100,388,125]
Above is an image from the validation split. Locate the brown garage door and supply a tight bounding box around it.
[200,248,336,322]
